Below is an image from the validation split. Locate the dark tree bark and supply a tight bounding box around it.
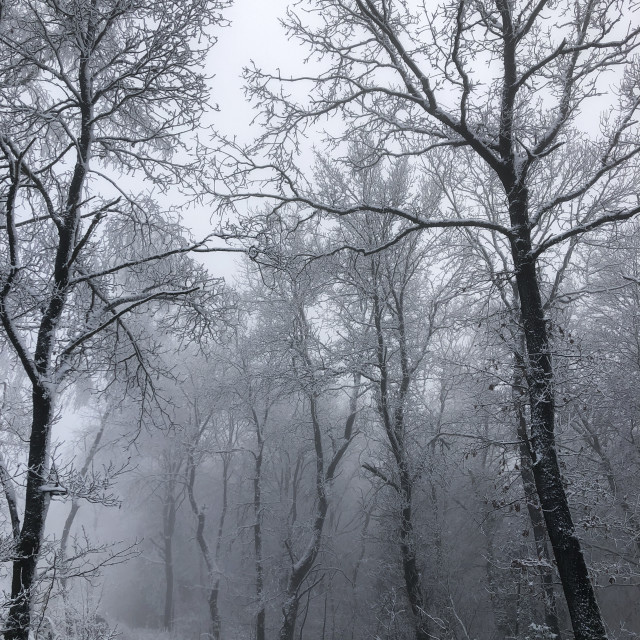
[251,407,266,640]
[149,451,183,632]
[278,389,329,640]
[187,448,221,640]
[5,98,89,631]
[0,0,228,635]
[228,335,277,640]
[217,0,639,635]
[6,391,55,640]
[513,361,562,638]
[361,253,432,640]
[186,409,236,640]
[3,22,92,630]
[507,194,606,639]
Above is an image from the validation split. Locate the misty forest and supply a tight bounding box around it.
[2,0,640,639]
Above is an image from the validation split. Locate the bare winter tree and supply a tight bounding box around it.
[317,152,463,638]
[0,0,233,637]
[222,313,285,640]
[245,245,361,640]
[185,395,239,640]
[217,2,640,638]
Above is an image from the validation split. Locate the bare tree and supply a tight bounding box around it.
[245,247,361,640]
[0,0,232,636]
[461,217,570,638]
[218,2,640,638]
[359,237,437,640]
[224,316,284,640]
[185,399,239,640]
[319,151,463,639]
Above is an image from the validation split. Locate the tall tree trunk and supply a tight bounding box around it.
[278,393,358,638]
[208,446,231,640]
[278,389,329,640]
[398,467,430,640]
[252,408,266,640]
[3,25,93,637]
[6,390,54,640]
[509,188,606,640]
[162,479,177,631]
[186,413,235,640]
[187,459,221,640]
[366,276,430,640]
[279,586,302,640]
[513,361,562,639]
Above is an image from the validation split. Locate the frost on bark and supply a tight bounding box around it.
[513,358,562,639]
[183,392,239,640]
[278,362,360,640]
[358,232,442,639]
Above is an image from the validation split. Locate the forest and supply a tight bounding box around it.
[0,0,639,639]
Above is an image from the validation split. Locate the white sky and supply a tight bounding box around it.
[211,0,294,142]
[187,0,295,279]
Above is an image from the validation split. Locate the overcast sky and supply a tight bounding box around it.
[181,0,294,278]
[212,0,293,141]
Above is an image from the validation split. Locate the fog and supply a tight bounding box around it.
[1,1,640,639]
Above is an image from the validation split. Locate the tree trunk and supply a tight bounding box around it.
[278,502,329,640]
[510,188,606,640]
[3,29,93,638]
[252,410,266,640]
[398,468,430,640]
[277,298,358,640]
[186,414,236,640]
[162,483,177,631]
[278,392,328,640]
[207,460,229,640]
[369,278,430,640]
[279,593,300,640]
[513,364,562,639]
[6,389,54,640]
